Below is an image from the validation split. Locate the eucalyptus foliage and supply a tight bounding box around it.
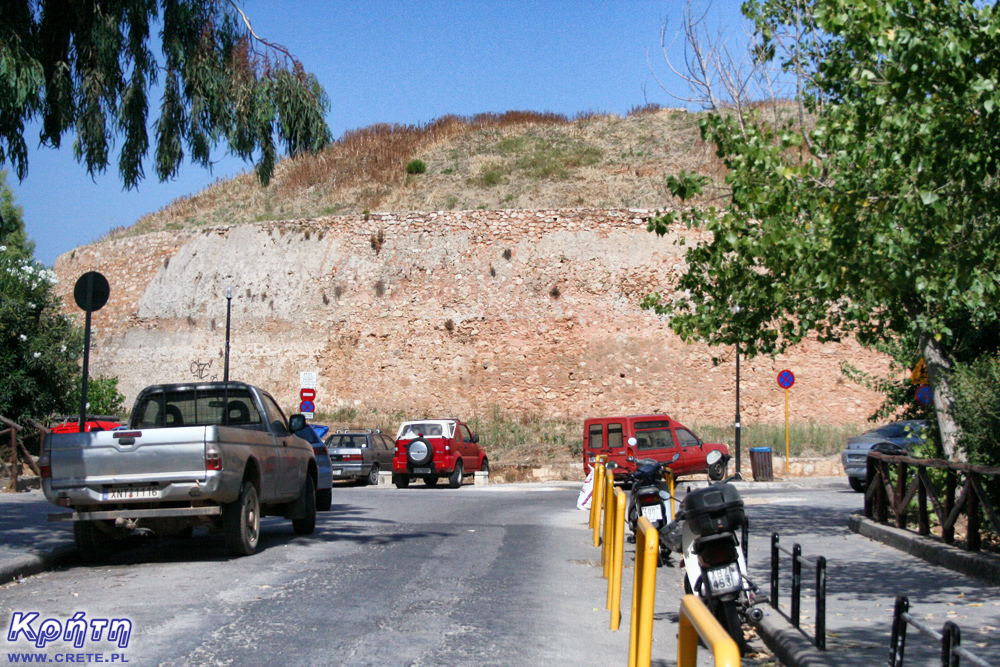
[644,0,1000,457]
[0,172,80,424]
[0,0,331,188]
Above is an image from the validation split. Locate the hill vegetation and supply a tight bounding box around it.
[106,105,741,239]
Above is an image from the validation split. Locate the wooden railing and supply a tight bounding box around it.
[864,451,1000,551]
[0,415,47,491]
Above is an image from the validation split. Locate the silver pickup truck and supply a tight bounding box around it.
[42,381,317,560]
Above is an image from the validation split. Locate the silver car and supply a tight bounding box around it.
[842,420,928,492]
[325,429,396,485]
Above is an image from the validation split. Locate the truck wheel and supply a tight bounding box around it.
[424,475,439,486]
[223,481,260,557]
[849,477,865,493]
[449,460,464,489]
[480,458,490,477]
[292,478,317,535]
[74,521,115,563]
[366,463,380,486]
[393,474,410,489]
[316,488,332,512]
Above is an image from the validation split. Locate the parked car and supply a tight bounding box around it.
[842,420,928,492]
[295,424,333,511]
[325,429,396,485]
[392,419,488,489]
[581,414,730,482]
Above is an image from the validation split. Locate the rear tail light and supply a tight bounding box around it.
[40,436,51,479]
[206,443,222,471]
[314,446,328,457]
[638,492,659,504]
[342,454,363,461]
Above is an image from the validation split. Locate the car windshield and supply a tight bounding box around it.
[869,422,921,439]
[401,422,446,438]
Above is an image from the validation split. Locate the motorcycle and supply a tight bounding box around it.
[619,446,680,565]
[661,449,763,653]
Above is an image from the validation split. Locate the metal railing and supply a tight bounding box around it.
[865,451,1000,552]
[770,532,827,650]
[890,595,992,667]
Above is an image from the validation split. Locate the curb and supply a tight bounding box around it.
[751,606,838,667]
[848,514,1000,584]
[0,545,78,587]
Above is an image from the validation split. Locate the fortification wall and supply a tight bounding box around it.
[53,209,890,426]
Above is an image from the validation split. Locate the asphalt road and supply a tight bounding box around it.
[2,481,695,667]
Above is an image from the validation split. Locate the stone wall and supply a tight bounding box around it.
[53,208,891,427]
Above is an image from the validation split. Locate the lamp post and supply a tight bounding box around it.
[731,304,743,480]
[224,286,232,382]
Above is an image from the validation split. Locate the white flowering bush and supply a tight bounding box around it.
[1,174,82,427]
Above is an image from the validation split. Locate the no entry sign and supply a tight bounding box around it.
[300,388,316,402]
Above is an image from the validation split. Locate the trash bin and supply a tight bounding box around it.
[749,447,773,482]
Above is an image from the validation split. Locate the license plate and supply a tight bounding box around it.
[332,469,342,476]
[640,504,663,523]
[102,486,160,501]
[414,467,432,474]
[847,454,866,462]
[707,563,742,594]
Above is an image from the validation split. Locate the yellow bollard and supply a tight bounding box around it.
[602,469,615,577]
[627,517,659,667]
[677,594,741,667]
[664,468,676,522]
[607,487,626,629]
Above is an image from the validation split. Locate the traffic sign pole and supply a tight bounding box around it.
[776,370,795,478]
[785,388,790,476]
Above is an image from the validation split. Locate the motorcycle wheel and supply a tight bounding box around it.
[712,598,750,655]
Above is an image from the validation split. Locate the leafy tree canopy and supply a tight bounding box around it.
[0,0,332,188]
[644,0,1000,457]
[0,171,81,424]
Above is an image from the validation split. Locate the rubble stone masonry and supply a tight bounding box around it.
[53,209,890,426]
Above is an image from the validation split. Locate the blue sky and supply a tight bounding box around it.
[12,0,754,267]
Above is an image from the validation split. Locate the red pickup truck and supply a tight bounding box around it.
[581,414,730,481]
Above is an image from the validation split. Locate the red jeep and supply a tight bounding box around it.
[392,419,488,489]
[581,414,730,482]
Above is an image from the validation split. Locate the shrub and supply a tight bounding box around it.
[405,159,427,174]
[952,356,1000,468]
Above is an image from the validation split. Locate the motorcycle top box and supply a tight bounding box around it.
[683,483,745,537]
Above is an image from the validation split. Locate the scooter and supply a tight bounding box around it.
[622,448,681,566]
[661,450,763,653]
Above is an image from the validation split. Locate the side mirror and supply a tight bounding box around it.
[472,434,480,443]
[671,452,680,463]
[606,461,619,470]
[706,449,723,466]
[289,414,307,433]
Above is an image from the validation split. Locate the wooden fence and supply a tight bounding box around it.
[0,415,48,492]
[864,451,1000,551]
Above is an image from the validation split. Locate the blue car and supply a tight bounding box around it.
[841,420,928,492]
[296,424,334,511]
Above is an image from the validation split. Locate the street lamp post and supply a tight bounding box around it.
[734,341,742,480]
[224,286,232,382]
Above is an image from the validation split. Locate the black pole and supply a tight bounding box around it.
[79,308,92,433]
[224,287,232,382]
[734,341,743,479]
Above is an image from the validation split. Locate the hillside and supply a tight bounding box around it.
[53,104,890,467]
[109,107,732,239]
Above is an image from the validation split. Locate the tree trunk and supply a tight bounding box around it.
[921,333,963,460]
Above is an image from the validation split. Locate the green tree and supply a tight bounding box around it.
[644,0,1000,459]
[0,171,81,424]
[70,375,127,418]
[0,0,331,188]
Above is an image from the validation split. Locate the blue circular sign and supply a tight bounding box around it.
[915,384,933,406]
[777,370,795,389]
[299,400,315,413]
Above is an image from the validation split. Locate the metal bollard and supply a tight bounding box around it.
[677,594,741,667]
[607,488,626,630]
[627,517,659,667]
[591,463,605,545]
[791,543,802,627]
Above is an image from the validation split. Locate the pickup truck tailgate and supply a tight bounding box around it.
[47,426,210,488]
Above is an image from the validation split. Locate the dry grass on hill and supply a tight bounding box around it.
[107,105,745,240]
